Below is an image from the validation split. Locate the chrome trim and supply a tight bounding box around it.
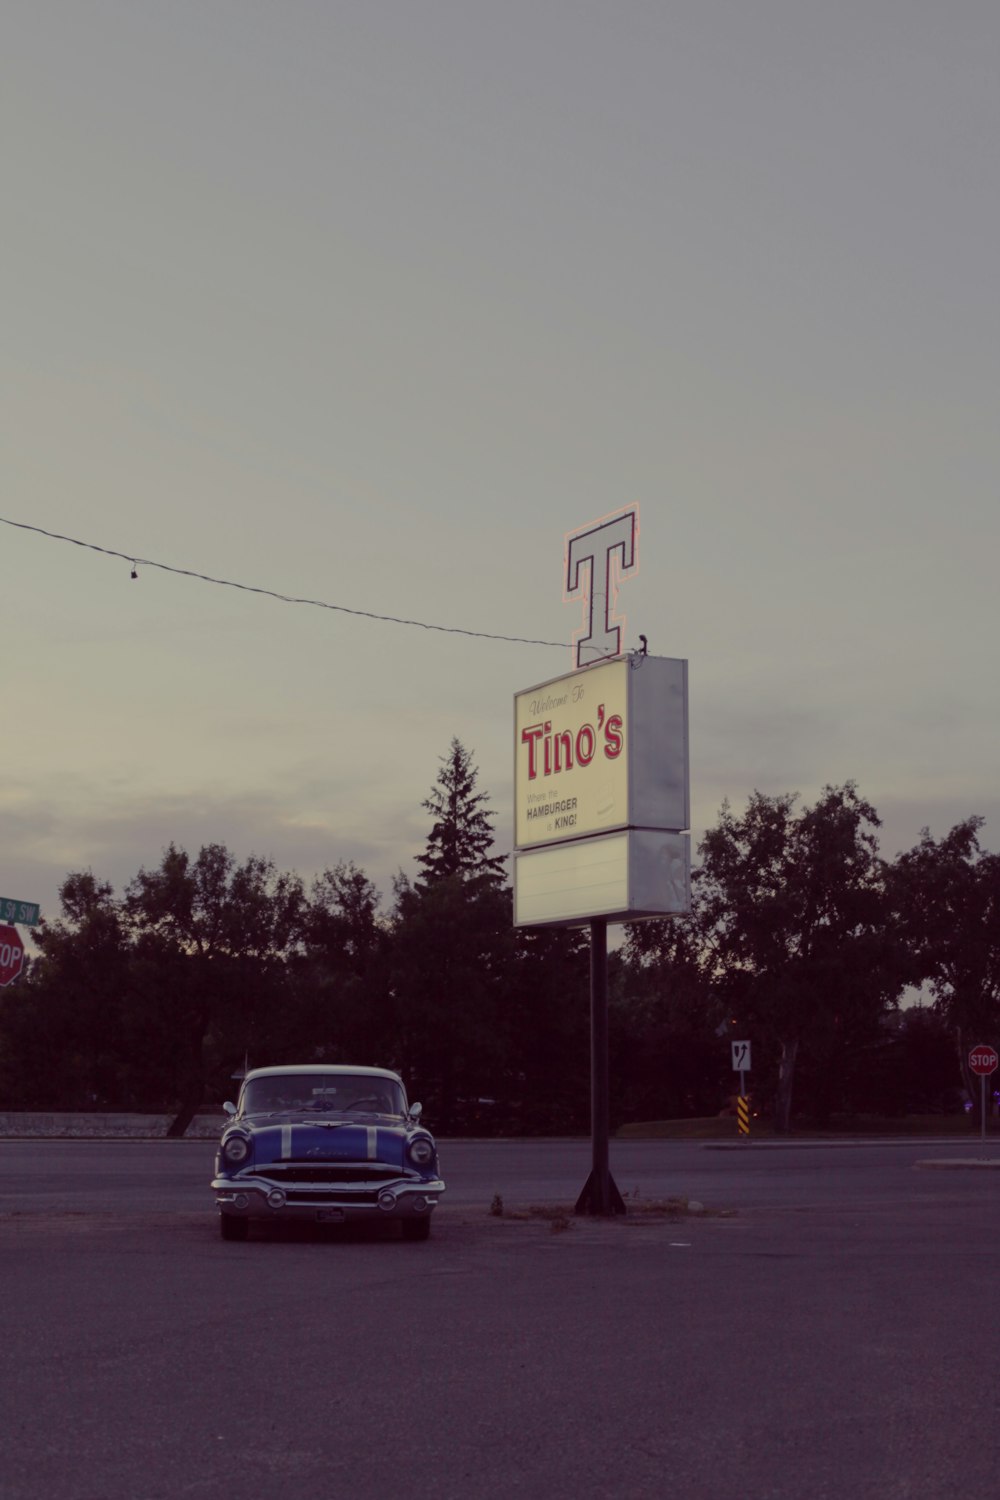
[213,1172,443,1222]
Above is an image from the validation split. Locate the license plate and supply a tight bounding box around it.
[316,1208,345,1223]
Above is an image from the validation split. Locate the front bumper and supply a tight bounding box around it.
[211,1172,445,1223]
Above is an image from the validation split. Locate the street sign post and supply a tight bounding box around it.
[968,1045,998,1158]
[0,899,39,927]
[731,1040,751,1137]
[731,1040,751,1073]
[0,925,25,986]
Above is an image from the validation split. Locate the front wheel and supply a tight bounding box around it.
[401,1217,431,1242]
[220,1214,249,1242]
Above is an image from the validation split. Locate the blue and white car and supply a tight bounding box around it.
[212,1065,444,1241]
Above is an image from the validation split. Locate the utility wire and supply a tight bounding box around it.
[0,515,574,651]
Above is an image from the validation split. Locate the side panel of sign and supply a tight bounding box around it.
[629,656,689,833]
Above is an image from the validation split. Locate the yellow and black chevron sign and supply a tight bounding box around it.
[737,1096,750,1136]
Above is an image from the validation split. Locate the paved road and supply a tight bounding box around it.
[2,1139,999,1500]
[3,1134,997,1214]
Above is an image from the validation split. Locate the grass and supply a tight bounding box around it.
[488,1193,736,1228]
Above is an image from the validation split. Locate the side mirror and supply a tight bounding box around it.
[409,1102,423,1121]
[223,1101,237,1117]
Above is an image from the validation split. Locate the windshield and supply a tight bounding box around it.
[240,1073,406,1119]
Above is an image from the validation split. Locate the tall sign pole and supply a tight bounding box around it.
[575,916,626,1215]
[513,507,690,1215]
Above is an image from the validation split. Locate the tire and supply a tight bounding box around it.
[401,1217,431,1242]
[220,1214,249,1242]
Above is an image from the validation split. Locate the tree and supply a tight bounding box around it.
[391,871,514,1129]
[125,843,305,1134]
[0,873,135,1109]
[845,1005,961,1120]
[698,784,902,1132]
[505,924,590,1132]
[0,847,392,1125]
[297,862,391,1064]
[416,737,507,889]
[891,818,1000,1123]
[393,740,513,1128]
[616,900,727,1124]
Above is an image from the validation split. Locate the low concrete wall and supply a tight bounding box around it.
[0,1112,224,1140]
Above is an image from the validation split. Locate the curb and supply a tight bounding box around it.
[914,1158,1000,1170]
[702,1137,985,1152]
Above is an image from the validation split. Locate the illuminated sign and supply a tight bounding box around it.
[514,655,688,851]
[564,508,639,668]
[513,513,689,929]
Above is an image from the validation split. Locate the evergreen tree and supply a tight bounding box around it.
[416,737,507,888]
[390,739,511,1128]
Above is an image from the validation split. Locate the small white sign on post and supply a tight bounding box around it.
[731,1040,751,1073]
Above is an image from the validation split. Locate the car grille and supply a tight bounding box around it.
[285,1188,379,1204]
[257,1163,402,1185]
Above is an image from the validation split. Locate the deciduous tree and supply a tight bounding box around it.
[616,898,725,1124]
[698,784,901,1131]
[0,873,134,1109]
[125,843,305,1134]
[891,817,1000,1122]
[298,862,391,1064]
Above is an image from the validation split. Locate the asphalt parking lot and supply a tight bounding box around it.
[2,1138,998,1500]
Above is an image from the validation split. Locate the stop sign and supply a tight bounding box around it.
[0,924,24,986]
[968,1044,999,1076]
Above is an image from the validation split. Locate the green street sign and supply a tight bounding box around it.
[0,899,40,926]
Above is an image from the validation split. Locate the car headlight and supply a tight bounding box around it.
[408,1136,434,1167]
[223,1134,250,1166]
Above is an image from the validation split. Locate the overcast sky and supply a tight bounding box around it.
[3,1,998,930]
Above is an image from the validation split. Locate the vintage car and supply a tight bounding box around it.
[211,1064,444,1241]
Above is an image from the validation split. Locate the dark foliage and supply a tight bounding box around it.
[0,757,992,1135]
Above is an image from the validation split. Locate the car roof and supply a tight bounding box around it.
[242,1065,403,1084]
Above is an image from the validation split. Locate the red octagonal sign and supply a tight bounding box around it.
[0,924,25,986]
[968,1044,999,1076]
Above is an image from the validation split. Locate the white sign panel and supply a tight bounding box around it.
[514,655,689,851]
[731,1040,751,1073]
[513,829,691,929]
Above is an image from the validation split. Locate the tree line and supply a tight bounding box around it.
[1,741,997,1135]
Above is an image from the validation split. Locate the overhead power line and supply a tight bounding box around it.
[0,515,571,651]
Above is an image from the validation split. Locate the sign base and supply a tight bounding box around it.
[574,1169,627,1216]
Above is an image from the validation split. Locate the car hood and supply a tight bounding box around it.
[245,1120,413,1169]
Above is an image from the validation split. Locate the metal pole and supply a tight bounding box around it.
[574,917,625,1215]
[591,917,610,1213]
[981,1073,987,1160]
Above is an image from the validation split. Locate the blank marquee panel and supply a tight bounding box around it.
[514,829,690,928]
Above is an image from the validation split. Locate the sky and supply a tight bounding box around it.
[3,1,999,935]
